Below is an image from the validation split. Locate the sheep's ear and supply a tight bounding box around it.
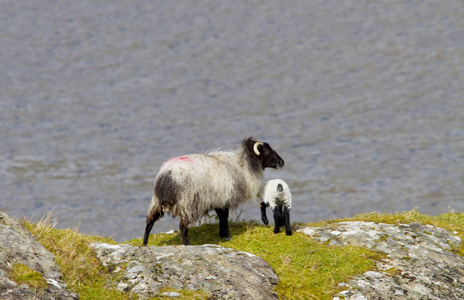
[244,137,255,152]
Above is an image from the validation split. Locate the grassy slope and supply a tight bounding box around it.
[21,209,464,300]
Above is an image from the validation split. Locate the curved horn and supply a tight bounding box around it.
[253,141,264,155]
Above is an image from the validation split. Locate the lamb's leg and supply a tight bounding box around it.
[260,202,269,225]
[215,208,231,241]
[272,205,283,234]
[283,206,292,236]
[180,221,190,245]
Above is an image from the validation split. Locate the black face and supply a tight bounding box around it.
[258,142,284,169]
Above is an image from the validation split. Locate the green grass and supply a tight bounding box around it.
[135,222,383,299]
[10,263,48,294]
[21,209,464,300]
[21,212,209,300]
[21,212,130,300]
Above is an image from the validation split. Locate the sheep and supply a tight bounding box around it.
[143,137,284,246]
[259,179,292,236]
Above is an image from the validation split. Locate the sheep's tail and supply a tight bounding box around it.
[143,194,163,246]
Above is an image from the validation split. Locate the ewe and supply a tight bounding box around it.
[143,137,284,245]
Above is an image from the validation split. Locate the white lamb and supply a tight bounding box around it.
[259,179,292,235]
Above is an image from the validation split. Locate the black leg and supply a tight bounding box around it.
[143,219,155,246]
[273,206,283,234]
[260,202,269,225]
[283,206,292,236]
[275,198,285,227]
[215,208,231,241]
[143,211,162,246]
[277,205,285,226]
[180,221,190,245]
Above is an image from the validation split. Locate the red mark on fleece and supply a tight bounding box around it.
[167,156,194,164]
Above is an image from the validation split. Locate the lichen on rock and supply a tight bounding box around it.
[91,242,279,299]
[297,221,464,299]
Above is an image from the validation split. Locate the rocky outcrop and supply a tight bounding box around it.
[3,210,464,300]
[297,221,464,300]
[0,212,78,300]
[91,242,279,299]
[0,211,278,299]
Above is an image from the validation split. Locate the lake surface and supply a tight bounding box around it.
[1,0,463,242]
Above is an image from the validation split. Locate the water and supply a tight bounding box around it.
[1,0,463,242]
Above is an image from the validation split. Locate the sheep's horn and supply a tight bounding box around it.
[253,141,264,155]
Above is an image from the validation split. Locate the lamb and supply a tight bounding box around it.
[143,137,284,246]
[259,179,292,236]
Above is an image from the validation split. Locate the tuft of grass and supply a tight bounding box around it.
[136,222,383,300]
[22,212,209,300]
[10,263,48,291]
[21,212,130,300]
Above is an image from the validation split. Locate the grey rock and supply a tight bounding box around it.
[297,221,464,300]
[0,212,78,300]
[161,291,181,297]
[91,242,279,299]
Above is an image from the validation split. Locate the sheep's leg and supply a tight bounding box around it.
[272,205,283,234]
[215,208,231,241]
[260,202,269,225]
[143,211,162,246]
[283,206,292,236]
[180,221,190,245]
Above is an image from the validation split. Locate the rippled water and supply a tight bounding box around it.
[1,1,463,241]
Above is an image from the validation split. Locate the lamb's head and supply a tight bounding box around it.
[244,137,284,169]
